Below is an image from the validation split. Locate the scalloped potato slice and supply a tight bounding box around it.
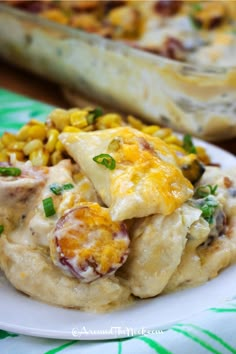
[165,167,236,292]
[0,236,131,312]
[60,127,193,221]
[118,204,202,298]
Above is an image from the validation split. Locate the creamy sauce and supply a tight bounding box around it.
[3,160,99,248]
[0,143,236,311]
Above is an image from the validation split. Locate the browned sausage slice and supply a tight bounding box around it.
[50,202,129,282]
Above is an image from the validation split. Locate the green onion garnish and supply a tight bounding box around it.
[191,2,202,12]
[200,196,218,224]
[0,225,4,234]
[195,184,218,198]
[93,154,116,170]
[63,183,74,190]
[50,183,63,195]
[43,197,56,217]
[87,108,103,125]
[189,2,203,30]
[189,16,202,30]
[49,183,74,195]
[0,167,21,176]
[183,134,197,154]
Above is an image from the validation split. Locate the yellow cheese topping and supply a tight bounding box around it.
[109,127,193,216]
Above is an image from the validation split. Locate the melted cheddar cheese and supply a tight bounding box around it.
[50,202,129,282]
[60,127,193,221]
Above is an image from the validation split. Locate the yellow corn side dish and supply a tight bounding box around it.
[0,107,210,175]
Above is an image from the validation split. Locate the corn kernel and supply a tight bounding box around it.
[127,115,143,130]
[7,151,25,161]
[83,125,95,132]
[142,125,160,135]
[23,139,43,156]
[48,109,70,131]
[28,119,45,126]
[51,150,63,166]
[168,144,186,155]
[1,132,17,147]
[153,128,172,139]
[30,148,49,166]
[55,140,65,152]
[0,149,9,162]
[70,111,88,129]
[164,135,182,146]
[16,125,30,141]
[196,146,211,165]
[63,126,81,133]
[45,129,59,153]
[8,141,25,151]
[41,9,68,25]
[28,125,47,140]
[73,172,84,183]
[96,114,122,129]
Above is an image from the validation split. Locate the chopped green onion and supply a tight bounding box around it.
[200,196,218,224]
[49,183,74,195]
[87,108,103,125]
[183,134,197,154]
[0,167,21,176]
[43,197,56,217]
[108,138,121,152]
[209,185,218,195]
[93,154,116,170]
[195,184,218,198]
[63,183,74,190]
[189,3,202,30]
[0,225,4,234]
[191,2,202,12]
[50,183,63,195]
[189,16,202,30]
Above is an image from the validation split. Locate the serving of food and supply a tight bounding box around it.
[1,1,236,141]
[0,106,236,320]
[7,0,236,67]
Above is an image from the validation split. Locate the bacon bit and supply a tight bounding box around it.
[130,38,186,61]
[14,1,48,13]
[209,16,224,30]
[154,0,182,16]
[96,25,114,38]
[207,162,221,167]
[137,137,154,153]
[140,45,161,56]
[224,176,233,188]
[160,37,186,61]
[103,0,126,14]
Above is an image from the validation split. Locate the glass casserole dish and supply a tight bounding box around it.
[0,3,236,141]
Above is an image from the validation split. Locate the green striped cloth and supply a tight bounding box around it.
[1,303,236,354]
[0,88,236,354]
[0,88,53,135]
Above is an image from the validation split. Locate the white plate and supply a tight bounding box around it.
[0,140,236,340]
